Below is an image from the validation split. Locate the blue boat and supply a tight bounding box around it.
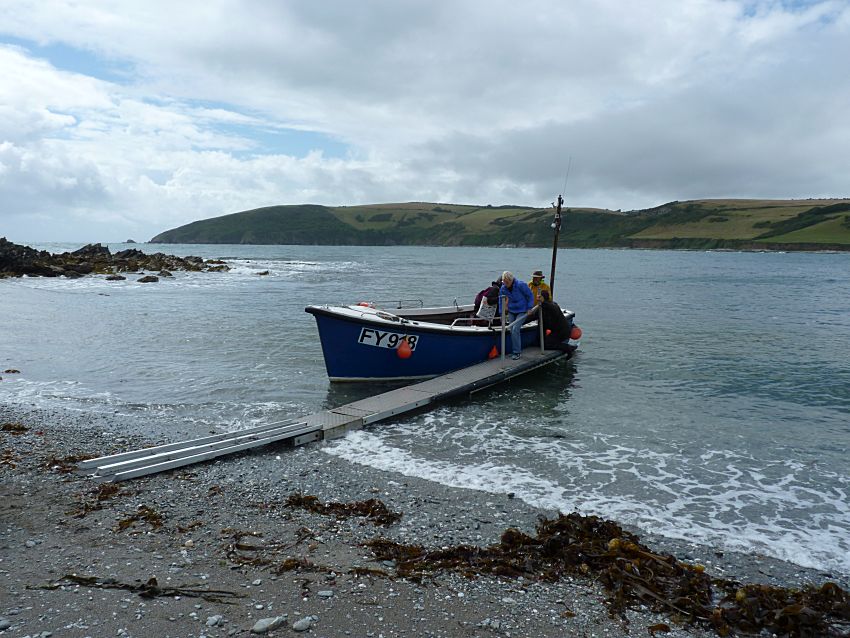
[305,302,576,382]
[306,193,578,382]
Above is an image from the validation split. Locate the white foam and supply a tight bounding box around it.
[323,421,850,576]
[323,430,570,507]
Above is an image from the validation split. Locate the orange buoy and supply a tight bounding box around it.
[570,325,582,340]
[357,301,370,307]
[397,339,412,359]
[488,345,499,359]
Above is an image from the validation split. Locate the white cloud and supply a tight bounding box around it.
[0,0,848,241]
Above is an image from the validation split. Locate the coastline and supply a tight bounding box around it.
[2,404,846,637]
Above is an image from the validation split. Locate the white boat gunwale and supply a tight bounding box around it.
[305,303,528,335]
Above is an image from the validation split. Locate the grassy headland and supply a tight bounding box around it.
[150,199,850,250]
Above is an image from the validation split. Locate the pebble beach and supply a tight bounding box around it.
[2,403,845,638]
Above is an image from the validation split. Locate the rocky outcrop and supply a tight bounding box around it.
[0,238,229,279]
[0,240,55,277]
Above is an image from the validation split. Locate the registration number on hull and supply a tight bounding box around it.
[358,328,418,350]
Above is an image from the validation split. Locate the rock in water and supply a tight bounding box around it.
[71,243,111,258]
[0,238,228,278]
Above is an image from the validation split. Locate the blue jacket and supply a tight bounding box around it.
[499,279,534,314]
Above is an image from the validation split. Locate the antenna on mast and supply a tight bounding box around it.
[561,156,572,196]
[549,157,572,296]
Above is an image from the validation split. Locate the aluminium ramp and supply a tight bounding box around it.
[77,348,569,482]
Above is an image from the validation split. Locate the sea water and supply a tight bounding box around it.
[1,243,848,576]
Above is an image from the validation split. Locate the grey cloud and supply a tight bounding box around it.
[1,1,849,240]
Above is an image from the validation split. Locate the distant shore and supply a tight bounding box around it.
[148,199,850,251]
[2,403,847,637]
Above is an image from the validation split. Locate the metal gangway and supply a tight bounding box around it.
[77,334,570,483]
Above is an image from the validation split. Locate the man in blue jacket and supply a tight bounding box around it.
[498,271,535,359]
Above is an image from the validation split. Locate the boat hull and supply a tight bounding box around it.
[305,305,546,382]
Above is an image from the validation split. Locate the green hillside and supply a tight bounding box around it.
[149,205,350,244]
[150,199,850,250]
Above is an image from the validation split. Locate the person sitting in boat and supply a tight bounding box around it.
[529,270,551,305]
[498,271,535,360]
[473,278,501,323]
[539,289,576,357]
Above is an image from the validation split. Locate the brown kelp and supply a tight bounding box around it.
[1,422,28,434]
[32,575,242,604]
[68,482,134,518]
[114,505,164,532]
[366,512,850,637]
[221,527,325,574]
[285,493,402,527]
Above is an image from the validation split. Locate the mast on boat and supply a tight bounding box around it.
[548,194,563,296]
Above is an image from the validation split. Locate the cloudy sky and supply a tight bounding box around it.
[1,0,848,242]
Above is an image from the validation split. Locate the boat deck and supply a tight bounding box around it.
[77,348,571,482]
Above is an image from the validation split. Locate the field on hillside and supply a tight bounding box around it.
[331,203,476,230]
[630,199,850,244]
[631,203,800,239]
[760,214,850,244]
[330,203,561,235]
[150,198,850,249]
[331,203,620,236]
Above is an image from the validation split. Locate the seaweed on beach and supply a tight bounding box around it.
[93,482,122,500]
[277,557,321,574]
[1,449,19,468]
[1,421,28,434]
[712,582,850,637]
[177,520,204,533]
[365,512,850,637]
[221,527,323,572]
[68,482,134,518]
[285,492,402,526]
[33,574,243,604]
[221,529,272,567]
[44,453,96,473]
[115,505,164,532]
[1,421,27,434]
